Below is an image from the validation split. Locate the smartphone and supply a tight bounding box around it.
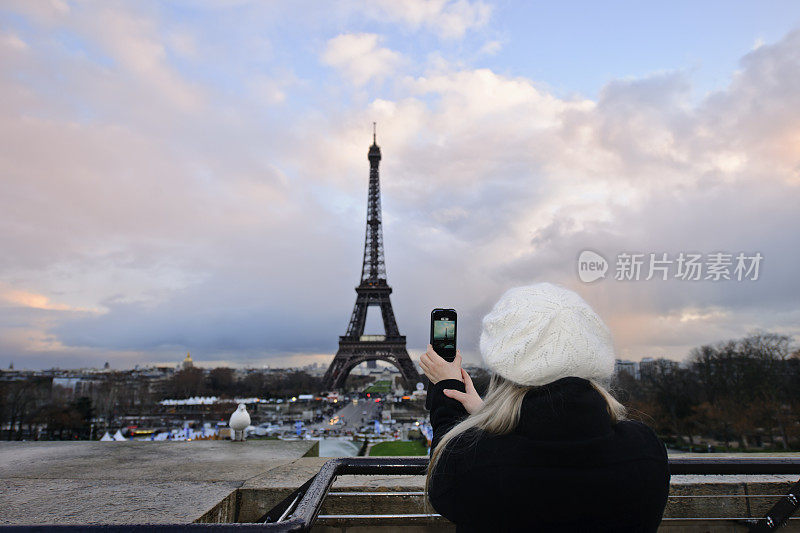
[430,308,457,362]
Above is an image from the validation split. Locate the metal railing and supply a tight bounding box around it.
[0,457,798,532]
[262,457,800,532]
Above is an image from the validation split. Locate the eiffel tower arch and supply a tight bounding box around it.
[323,125,421,391]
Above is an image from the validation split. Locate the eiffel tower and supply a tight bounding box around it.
[322,125,421,390]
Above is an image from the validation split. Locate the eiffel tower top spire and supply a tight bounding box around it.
[361,122,386,285]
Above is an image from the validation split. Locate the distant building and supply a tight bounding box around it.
[52,375,102,397]
[614,359,638,379]
[181,352,194,370]
[370,366,398,377]
[638,357,656,380]
[299,362,326,377]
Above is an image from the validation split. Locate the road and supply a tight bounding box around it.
[308,398,382,432]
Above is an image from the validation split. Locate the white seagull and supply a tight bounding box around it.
[229,403,251,442]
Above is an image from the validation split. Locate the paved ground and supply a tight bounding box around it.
[0,440,317,525]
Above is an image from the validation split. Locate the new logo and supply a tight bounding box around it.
[578,250,608,283]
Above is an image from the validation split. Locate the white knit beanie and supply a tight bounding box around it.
[479,282,615,387]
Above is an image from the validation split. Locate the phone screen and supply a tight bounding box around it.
[430,309,457,361]
[433,320,455,347]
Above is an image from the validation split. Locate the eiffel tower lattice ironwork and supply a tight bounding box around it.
[322,125,421,390]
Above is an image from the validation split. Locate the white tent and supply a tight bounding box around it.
[113,430,127,441]
[99,432,113,441]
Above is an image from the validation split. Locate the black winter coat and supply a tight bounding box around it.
[427,376,670,532]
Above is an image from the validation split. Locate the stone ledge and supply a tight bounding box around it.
[1,479,240,525]
[0,440,317,525]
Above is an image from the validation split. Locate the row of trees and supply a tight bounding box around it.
[616,333,800,451]
[159,367,324,399]
[0,378,95,440]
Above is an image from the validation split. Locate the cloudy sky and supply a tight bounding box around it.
[2,0,800,370]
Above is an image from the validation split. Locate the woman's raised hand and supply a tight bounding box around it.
[443,368,485,414]
[419,344,463,384]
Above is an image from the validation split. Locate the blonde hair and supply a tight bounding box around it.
[425,374,626,504]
